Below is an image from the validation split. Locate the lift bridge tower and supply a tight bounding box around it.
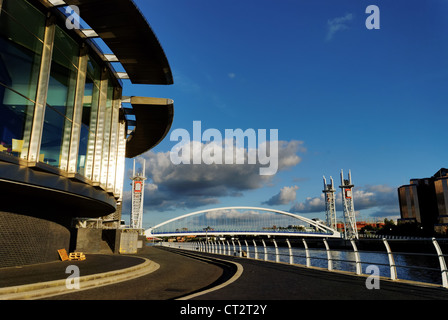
[130,159,146,232]
[323,176,337,230]
[339,169,358,239]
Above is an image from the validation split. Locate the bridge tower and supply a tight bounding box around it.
[339,169,358,239]
[130,158,146,232]
[323,176,337,230]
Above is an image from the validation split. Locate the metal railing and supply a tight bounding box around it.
[159,237,448,289]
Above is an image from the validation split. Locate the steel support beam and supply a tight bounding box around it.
[66,45,88,174]
[114,121,126,198]
[24,16,56,163]
[90,69,109,184]
[106,87,121,192]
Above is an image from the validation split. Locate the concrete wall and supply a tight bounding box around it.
[0,211,71,268]
[73,229,121,254]
[0,210,147,268]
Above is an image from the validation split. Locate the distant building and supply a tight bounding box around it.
[397,168,448,234]
[336,220,385,233]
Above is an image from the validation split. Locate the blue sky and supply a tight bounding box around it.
[120,0,448,229]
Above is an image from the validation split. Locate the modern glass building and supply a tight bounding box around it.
[0,0,174,267]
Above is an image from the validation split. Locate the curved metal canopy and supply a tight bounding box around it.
[63,0,173,85]
[125,97,174,158]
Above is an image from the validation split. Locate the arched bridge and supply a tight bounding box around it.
[145,207,341,238]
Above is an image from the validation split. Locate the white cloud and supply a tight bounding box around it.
[204,209,264,220]
[125,140,304,212]
[263,185,299,205]
[290,194,326,213]
[289,184,399,219]
[326,13,353,41]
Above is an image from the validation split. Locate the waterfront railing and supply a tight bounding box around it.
[158,237,448,289]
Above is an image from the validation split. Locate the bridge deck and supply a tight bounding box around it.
[149,231,339,238]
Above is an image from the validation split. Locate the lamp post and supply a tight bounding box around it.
[203,226,212,252]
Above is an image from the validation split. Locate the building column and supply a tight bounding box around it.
[114,120,126,199]
[100,83,113,188]
[106,87,122,193]
[22,15,56,163]
[90,69,109,184]
[66,45,89,174]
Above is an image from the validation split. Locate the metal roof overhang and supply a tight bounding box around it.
[125,97,174,158]
[63,0,173,85]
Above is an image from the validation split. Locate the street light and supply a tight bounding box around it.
[203,226,212,252]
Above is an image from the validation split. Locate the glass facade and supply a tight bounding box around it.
[0,0,45,159]
[78,55,100,176]
[0,0,127,200]
[398,185,420,222]
[398,171,448,232]
[435,178,448,216]
[41,25,79,168]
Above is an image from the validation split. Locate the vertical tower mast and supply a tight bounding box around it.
[130,158,146,232]
[323,176,337,231]
[339,169,358,239]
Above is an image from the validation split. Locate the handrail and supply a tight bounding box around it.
[162,237,448,289]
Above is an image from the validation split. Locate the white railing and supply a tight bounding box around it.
[158,237,448,289]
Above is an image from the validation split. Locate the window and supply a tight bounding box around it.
[100,78,115,185]
[40,25,80,167]
[0,0,45,158]
[78,55,100,176]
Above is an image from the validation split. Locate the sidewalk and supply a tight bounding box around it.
[0,253,158,300]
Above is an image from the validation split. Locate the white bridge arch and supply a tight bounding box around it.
[145,206,341,238]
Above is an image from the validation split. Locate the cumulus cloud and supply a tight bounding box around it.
[289,194,326,213]
[263,186,299,206]
[289,184,399,219]
[204,209,266,222]
[326,13,353,41]
[126,140,304,212]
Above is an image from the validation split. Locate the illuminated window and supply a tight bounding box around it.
[0,0,45,158]
[40,25,79,167]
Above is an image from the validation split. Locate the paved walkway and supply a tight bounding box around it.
[179,249,448,300]
[0,254,144,288]
[0,246,224,300]
[47,246,225,300]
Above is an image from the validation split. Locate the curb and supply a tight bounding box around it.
[0,257,160,300]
